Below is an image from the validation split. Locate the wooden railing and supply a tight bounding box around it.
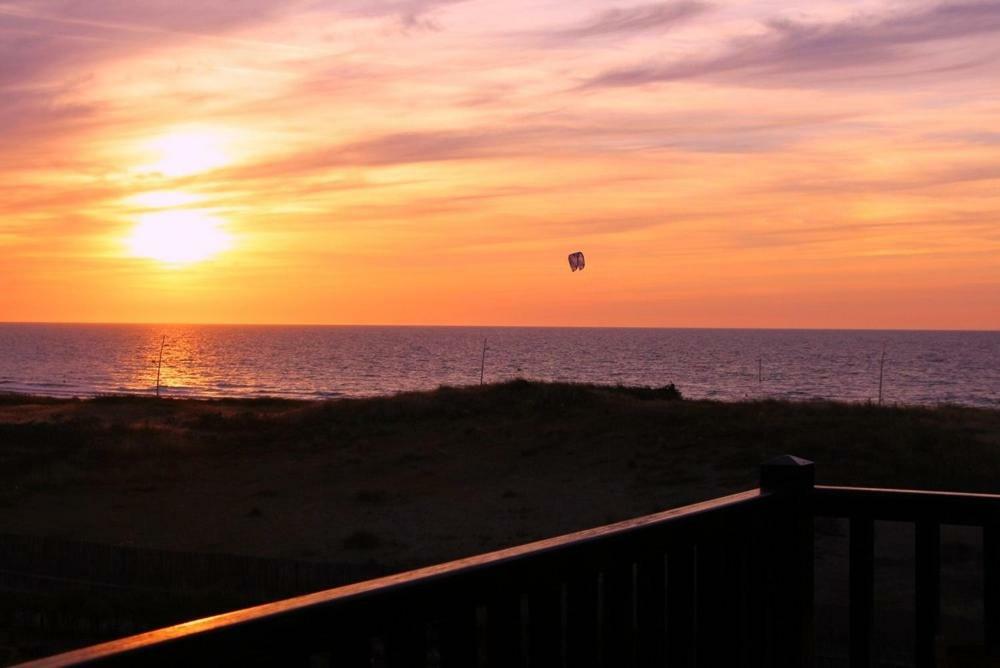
[17,456,1000,667]
[813,485,1000,668]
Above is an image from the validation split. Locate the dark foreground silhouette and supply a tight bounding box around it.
[1,380,998,662]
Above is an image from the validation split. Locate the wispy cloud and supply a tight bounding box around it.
[932,131,1000,146]
[0,0,299,88]
[586,1,1000,88]
[0,1,287,36]
[539,1,709,42]
[208,107,851,185]
[325,0,468,29]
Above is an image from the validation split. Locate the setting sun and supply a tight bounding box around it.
[127,210,232,265]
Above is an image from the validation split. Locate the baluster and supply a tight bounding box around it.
[667,542,697,668]
[850,517,874,668]
[602,562,635,667]
[696,536,726,667]
[915,520,940,668]
[565,570,600,668]
[439,603,479,668]
[330,633,373,668]
[384,618,428,668]
[527,582,562,667]
[742,511,765,668]
[485,592,524,668]
[635,552,666,666]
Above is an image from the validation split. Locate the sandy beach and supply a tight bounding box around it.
[3,381,1000,569]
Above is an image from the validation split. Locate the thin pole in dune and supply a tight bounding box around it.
[877,343,886,405]
[758,355,763,385]
[155,335,165,398]
[480,338,487,385]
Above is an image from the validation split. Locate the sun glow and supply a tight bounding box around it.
[127,210,232,265]
[140,130,232,177]
[126,190,204,208]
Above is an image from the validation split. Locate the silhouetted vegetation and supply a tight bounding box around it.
[2,380,999,495]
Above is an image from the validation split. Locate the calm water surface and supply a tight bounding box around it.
[0,324,997,407]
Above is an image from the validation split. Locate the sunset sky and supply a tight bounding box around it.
[1,0,998,329]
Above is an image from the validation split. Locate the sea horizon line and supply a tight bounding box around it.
[1,321,998,334]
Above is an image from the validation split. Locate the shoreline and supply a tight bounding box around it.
[2,383,997,409]
[4,325,997,408]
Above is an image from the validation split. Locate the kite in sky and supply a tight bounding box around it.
[568,251,585,272]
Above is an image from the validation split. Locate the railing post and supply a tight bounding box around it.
[760,455,815,668]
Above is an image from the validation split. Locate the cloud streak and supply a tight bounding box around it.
[541,1,709,41]
[0,1,288,36]
[325,0,468,29]
[586,1,1000,88]
[0,3,274,92]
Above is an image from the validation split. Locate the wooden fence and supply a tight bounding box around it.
[16,455,1000,667]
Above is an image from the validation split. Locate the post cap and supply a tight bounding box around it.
[760,455,815,493]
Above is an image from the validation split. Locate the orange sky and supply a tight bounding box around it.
[1,0,998,329]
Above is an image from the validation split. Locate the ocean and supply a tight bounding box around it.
[0,324,997,407]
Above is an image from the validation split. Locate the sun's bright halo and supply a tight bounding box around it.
[126,190,203,208]
[140,129,231,178]
[127,210,232,266]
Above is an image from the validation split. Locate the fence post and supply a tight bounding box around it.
[760,455,815,668]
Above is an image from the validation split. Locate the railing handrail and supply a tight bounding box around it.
[818,484,1000,501]
[17,489,766,668]
[815,484,1000,524]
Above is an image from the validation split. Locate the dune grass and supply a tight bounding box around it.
[2,379,999,489]
[3,380,999,517]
